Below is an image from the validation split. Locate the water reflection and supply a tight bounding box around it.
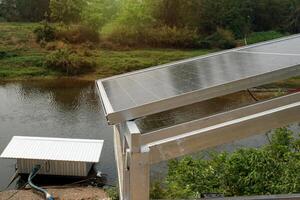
[0,79,115,190]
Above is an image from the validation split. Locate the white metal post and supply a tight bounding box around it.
[125,121,150,200]
[129,148,150,200]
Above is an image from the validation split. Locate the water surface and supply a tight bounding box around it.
[0,79,115,190]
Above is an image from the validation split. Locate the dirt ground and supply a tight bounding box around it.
[0,187,109,200]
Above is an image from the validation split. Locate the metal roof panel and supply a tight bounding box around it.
[0,136,104,163]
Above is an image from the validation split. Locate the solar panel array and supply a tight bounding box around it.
[98,35,300,124]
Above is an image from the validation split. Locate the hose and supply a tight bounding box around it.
[28,165,54,200]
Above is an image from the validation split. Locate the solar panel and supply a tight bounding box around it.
[135,91,274,134]
[97,35,300,124]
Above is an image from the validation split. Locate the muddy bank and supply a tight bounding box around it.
[0,187,108,200]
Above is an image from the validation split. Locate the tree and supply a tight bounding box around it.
[16,0,50,22]
[50,0,86,24]
[0,0,19,21]
[251,0,293,31]
[81,0,117,31]
[114,0,156,29]
[196,0,254,38]
[286,0,300,33]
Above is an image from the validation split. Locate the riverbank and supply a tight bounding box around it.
[0,23,214,80]
[0,187,108,200]
[1,22,294,82]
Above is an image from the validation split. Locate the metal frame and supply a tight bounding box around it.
[113,93,300,200]
[97,34,300,124]
[96,34,300,200]
[141,92,300,144]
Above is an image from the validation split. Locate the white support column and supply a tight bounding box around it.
[113,126,129,200]
[129,147,150,200]
[122,121,150,200]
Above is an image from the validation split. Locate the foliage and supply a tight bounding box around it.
[33,21,56,43]
[0,51,17,59]
[286,1,300,33]
[251,0,293,32]
[156,128,300,198]
[15,0,50,22]
[1,22,214,79]
[195,0,253,38]
[56,25,100,44]
[49,0,86,24]
[246,31,286,45]
[0,0,49,22]
[2,0,300,49]
[81,0,117,31]
[45,49,96,75]
[0,0,19,22]
[103,25,200,48]
[104,187,119,200]
[145,26,200,48]
[101,0,156,44]
[203,28,237,49]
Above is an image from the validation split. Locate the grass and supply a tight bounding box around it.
[246,31,287,45]
[0,22,213,79]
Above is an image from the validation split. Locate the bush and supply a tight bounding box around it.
[33,22,56,43]
[45,49,96,75]
[103,25,200,48]
[246,31,286,45]
[56,25,100,44]
[155,127,300,199]
[0,51,17,59]
[204,28,237,49]
[102,25,144,47]
[146,26,200,48]
[104,186,119,200]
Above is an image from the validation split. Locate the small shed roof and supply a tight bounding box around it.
[0,136,104,163]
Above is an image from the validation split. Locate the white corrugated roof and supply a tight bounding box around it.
[0,136,104,163]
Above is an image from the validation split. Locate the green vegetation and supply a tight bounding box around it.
[45,49,96,75]
[151,128,300,199]
[1,0,299,78]
[0,23,212,79]
[246,31,288,45]
[33,21,56,43]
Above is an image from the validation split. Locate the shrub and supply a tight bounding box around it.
[56,25,100,44]
[103,25,200,48]
[205,28,237,49]
[102,24,144,47]
[45,41,68,51]
[0,51,17,59]
[45,49,96,75]
[155,127,300,198]
[104,186,119,200]
[246,31,286,45]
[33,22,56,43]
[146,26,200,48]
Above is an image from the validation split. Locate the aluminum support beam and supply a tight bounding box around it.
[148,101,300,164]
[141,92,300,144]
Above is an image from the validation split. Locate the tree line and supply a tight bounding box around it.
[1,0,300,49]
[1,0,300,34]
